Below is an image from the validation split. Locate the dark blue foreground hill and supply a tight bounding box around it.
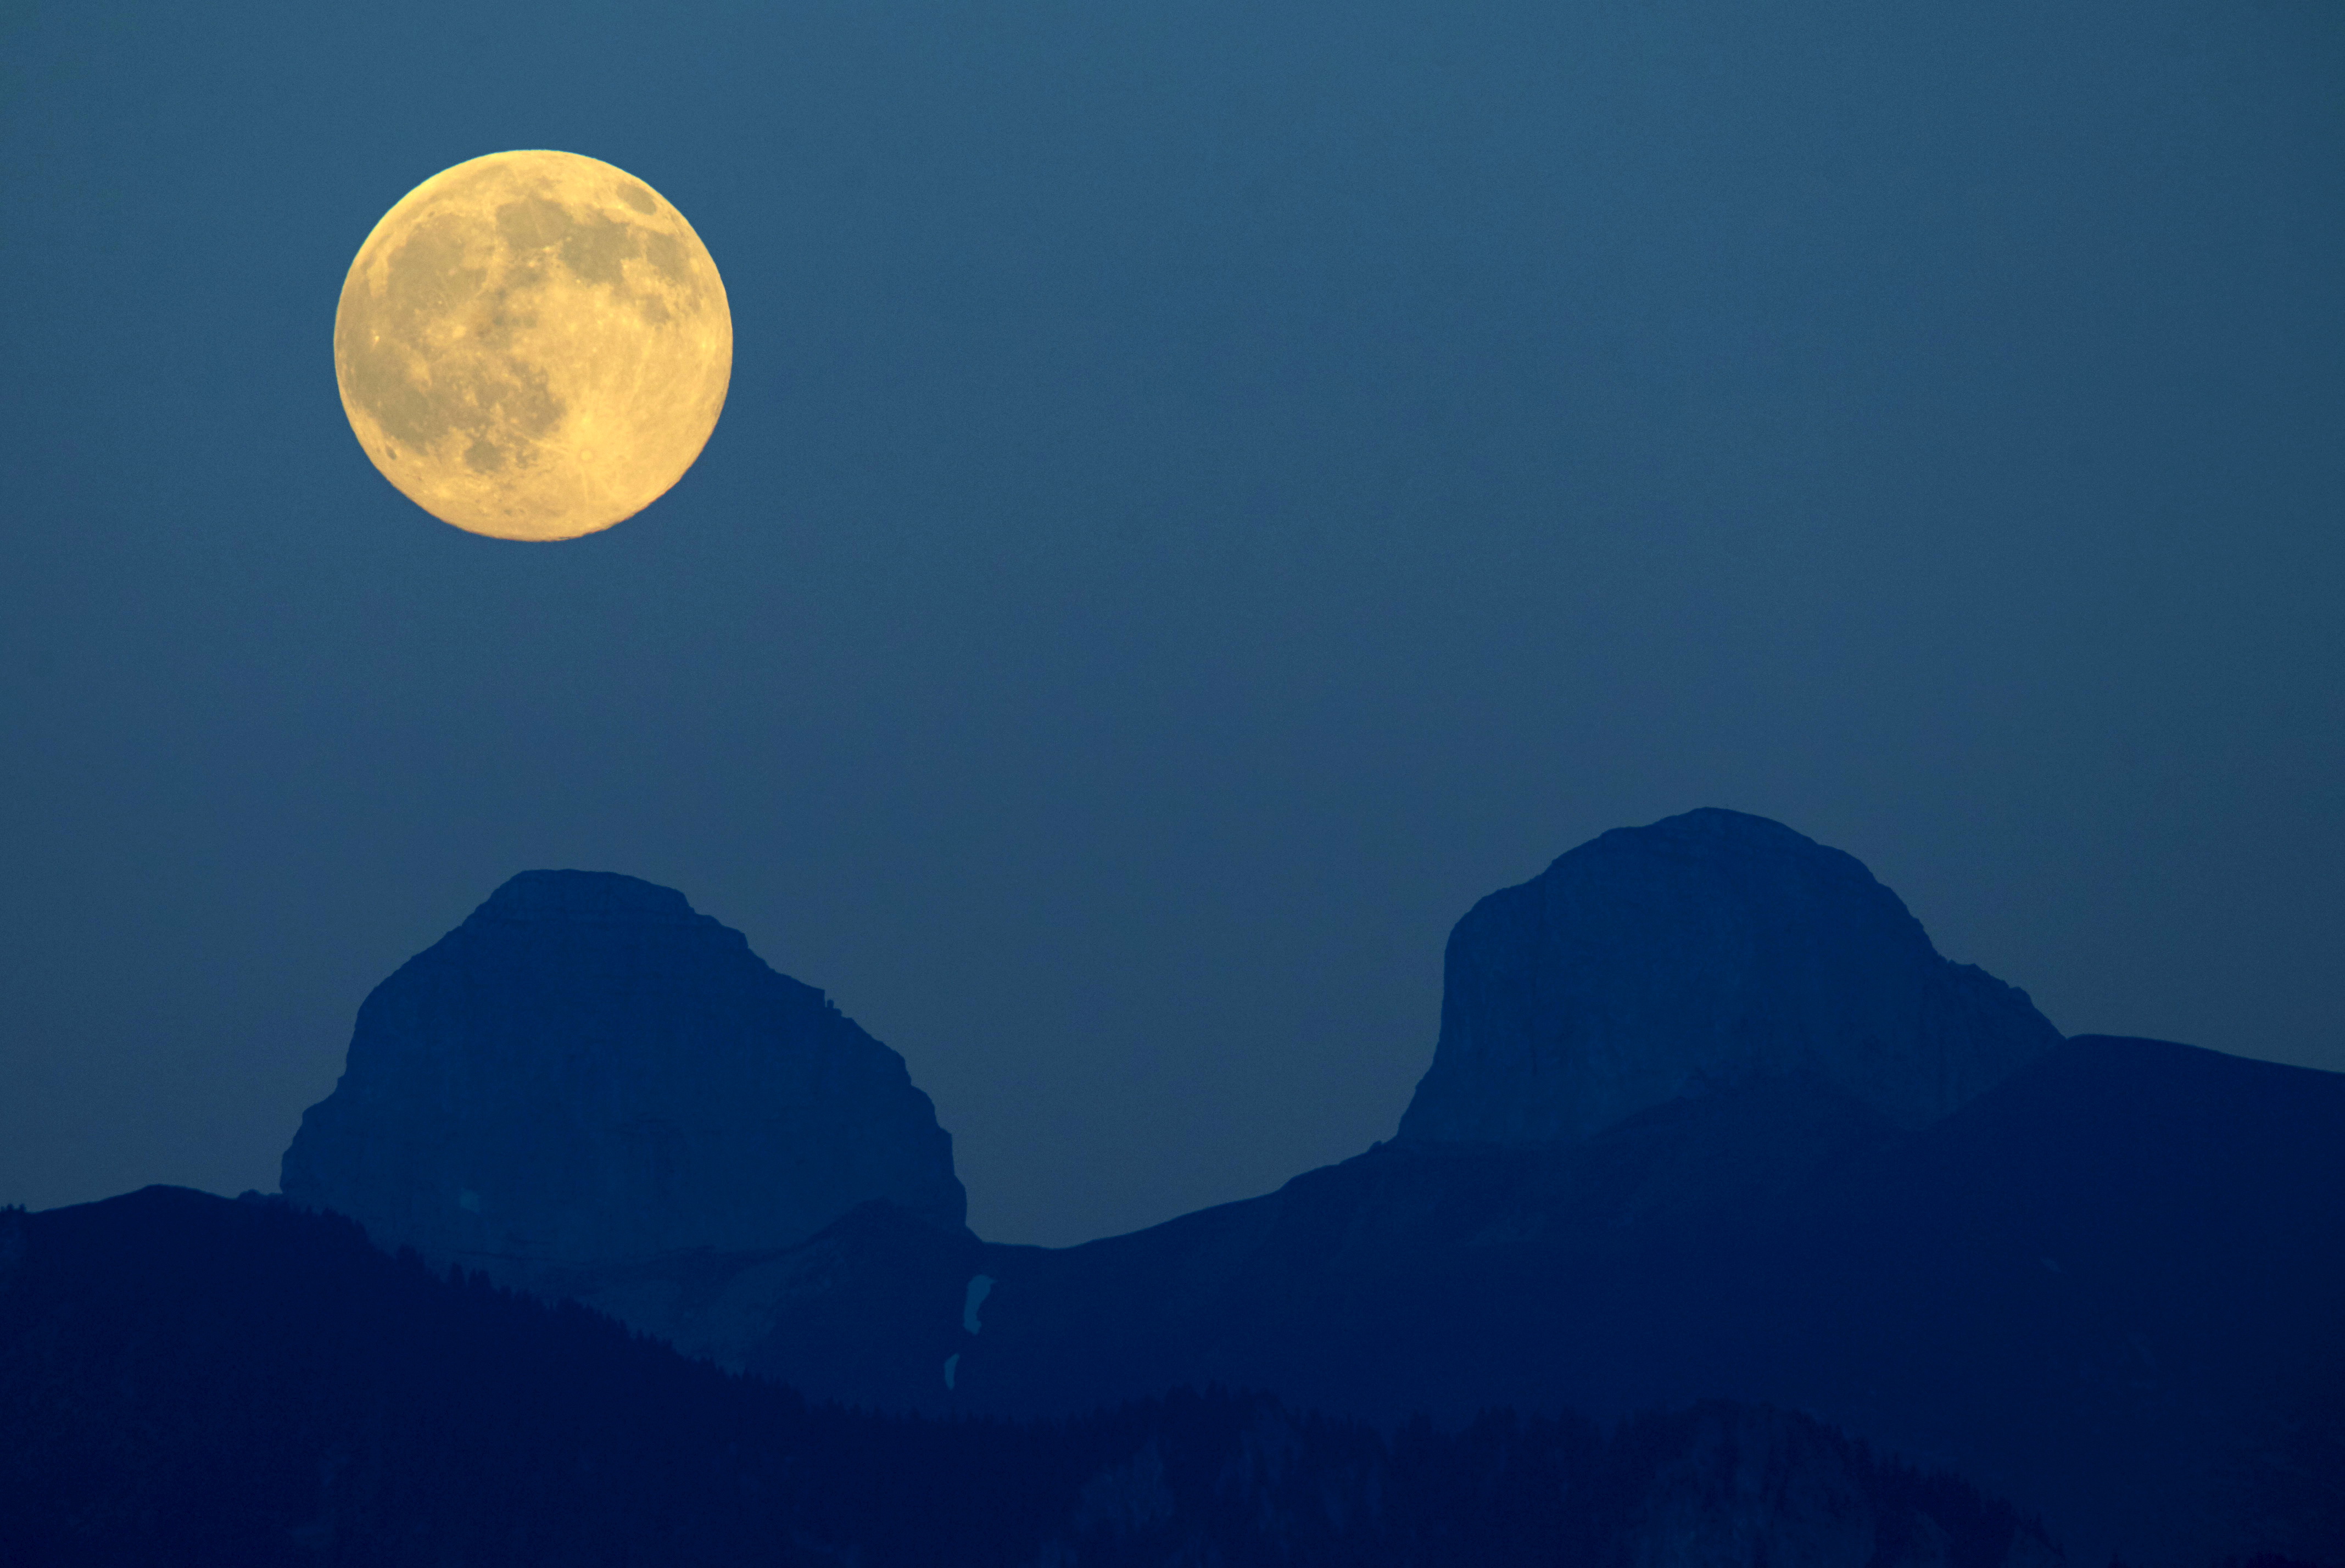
[737,1037,2345,1568]
[0,1187,2058,1567]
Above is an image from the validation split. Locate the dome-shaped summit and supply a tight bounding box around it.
[282,871,967,1271]
[466,868,704,925]
[1395,809,2062,1145]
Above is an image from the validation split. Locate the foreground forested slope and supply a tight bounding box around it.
[0,1186,2057,1567]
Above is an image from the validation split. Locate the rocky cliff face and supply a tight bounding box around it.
[1397,808,2061,1145]
[280,870,967,1271]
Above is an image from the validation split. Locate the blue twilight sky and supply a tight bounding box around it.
[1,0,2338,1246]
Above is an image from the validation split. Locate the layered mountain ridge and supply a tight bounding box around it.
[105,808,2345,1566]
[1,1187,2067,1567]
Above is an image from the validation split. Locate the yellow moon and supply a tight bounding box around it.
[333,150,732,542]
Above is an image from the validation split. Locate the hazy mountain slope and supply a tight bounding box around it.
[1771,1036,2345,1565]
[739,1038,2343,1567]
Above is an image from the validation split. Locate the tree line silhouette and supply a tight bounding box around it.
[0,1188,2157,1565]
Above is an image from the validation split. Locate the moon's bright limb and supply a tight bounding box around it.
[333,150,732,542]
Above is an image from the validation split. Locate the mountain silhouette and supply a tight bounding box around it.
[1397,808,2062,1143]
[0,1187,2067,1566]
[280,869,968,1294]
[144,810,2344,1566]
[506,816,2331,1568]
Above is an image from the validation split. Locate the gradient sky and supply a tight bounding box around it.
[2,0,2338,1247]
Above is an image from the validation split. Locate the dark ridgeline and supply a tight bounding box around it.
[0,1187,2059,1566]
[731,1034,2345,1567]
[613,814,2343,1567]
[10,810,2342,1565]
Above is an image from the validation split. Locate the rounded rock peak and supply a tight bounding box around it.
[1584,806,1881,877]
[1394,808,2062,1146]
[468,869,703,927]
[282,868,967,1269]
[1620,805,1852,852]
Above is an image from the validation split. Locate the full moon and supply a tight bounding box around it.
[333,150,732,541]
